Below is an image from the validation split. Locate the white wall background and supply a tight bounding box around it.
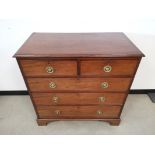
[0,0,155,90]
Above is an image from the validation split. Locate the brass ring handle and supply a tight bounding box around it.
[99,96,105,103]
[97,110,103,115]
[54,110,61,115]
[46,66,54,73]
[52,96,59,104]
[49,82,57,89]
[101,82,108,89]
[103,65,112,72]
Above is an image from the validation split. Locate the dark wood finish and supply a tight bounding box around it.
[37,119,48,126]
[16,58,40,118]
[81,59,139,76]
[37,105,121,119]
[32,92,126,106]
[118,58,142,118]
[37,118,121,126]
[108,119,121,126]
[27,77,132,92]
[14,33,144,58]
[19,59,77,77]
[13,33,145,126]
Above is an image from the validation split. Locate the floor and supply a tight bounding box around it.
[0,94,155,135]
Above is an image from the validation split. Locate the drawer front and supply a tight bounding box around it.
[27,78,131,92]
[19,60,77,76]
[32,93,126,106]
[80,59,138,76]
[37,105,121,119]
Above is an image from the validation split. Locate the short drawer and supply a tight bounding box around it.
[37,105,121,119]
[27,78,131,92]
[32,93,126,106]
[80,59,139,76]
[19,60,77,76]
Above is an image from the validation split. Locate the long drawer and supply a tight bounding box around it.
[80,59,138,76]
[32,93,126,106]
[19,60,77,77]
[37,105,121,119]
[27,78,131,92]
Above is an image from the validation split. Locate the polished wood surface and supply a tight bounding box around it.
[32,92,126,106]
[14,32,144,126]
[27,77,131,92]
[37,105,121,119]
[14,33,144,58]
[20,59,77,77]
[81,59,139,76]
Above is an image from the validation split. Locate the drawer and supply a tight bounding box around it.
[80,59,139,76]
[32,93,126,106]
[37,105,121,119]
[19,60,77,76]
[27,78,131,92]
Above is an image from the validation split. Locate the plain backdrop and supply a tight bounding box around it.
[0,0,155,90]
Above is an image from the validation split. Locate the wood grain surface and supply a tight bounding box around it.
[27,77,132,92]
[20,59,77,76]
[81,59,139,76]
[14,33,144,58]
[13,32,144,126]
[32,92,126,106]
[37,105,121,119]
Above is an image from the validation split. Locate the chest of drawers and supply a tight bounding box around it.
[13,33,144,126]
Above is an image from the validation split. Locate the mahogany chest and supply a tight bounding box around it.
[13,33,144,126]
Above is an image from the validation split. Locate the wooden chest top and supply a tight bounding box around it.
[13,33,144,58]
